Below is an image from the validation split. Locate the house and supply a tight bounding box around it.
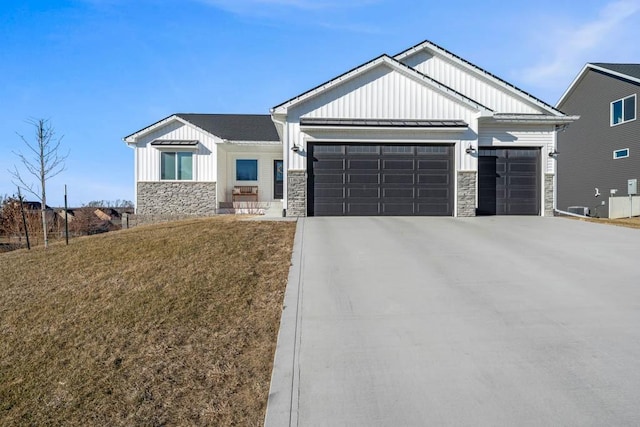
[556,63,640,217]
[125,40,578,218]
[273,40,577,216]
[124,114,281,216]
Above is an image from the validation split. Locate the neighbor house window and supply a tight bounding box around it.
[613,148,629,159]
[611,94,636,126]
[161,152,193,180]
[236,159,258,181]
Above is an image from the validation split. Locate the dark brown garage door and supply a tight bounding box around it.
[308,143,453,216]
[477,148,540,215]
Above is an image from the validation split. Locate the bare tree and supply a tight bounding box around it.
[10,118,68,249]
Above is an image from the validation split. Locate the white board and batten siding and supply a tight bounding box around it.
[134,120,219,182]
[284,64,481,171]
[401,51,544,114]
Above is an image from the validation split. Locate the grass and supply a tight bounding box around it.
[0,217,296,426]
[566,216,640,229]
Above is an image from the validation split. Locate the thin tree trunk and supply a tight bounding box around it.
[40,124,48,249]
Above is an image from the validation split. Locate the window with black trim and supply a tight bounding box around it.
[611,94,636,126]
[161,152,193,180]
[236,159,258,181]
[613,148,629,159]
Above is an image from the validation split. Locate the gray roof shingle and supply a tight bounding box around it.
[175,114,280,141]
[592,63,640,81]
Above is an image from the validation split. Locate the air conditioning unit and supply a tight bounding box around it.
[568,206,590,216]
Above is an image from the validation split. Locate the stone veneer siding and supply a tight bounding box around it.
[544,173,554,217]
[457,171,477,217]
[137,181,217,216]
[287,170,306,217]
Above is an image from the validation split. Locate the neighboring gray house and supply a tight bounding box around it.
[556,63,640,217]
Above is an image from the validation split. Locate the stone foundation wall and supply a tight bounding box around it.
[137,181,217,217]
[544,174,554,217]
[457,171,477,217]
[287,170,306,217]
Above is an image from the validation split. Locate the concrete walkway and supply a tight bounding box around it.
[266,217,640,426]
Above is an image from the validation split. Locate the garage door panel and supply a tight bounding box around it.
[314,203,345,216]
[509,163,537,173]
[309,143,453,216]
[417,174,449,185]
[348,159,379,169]
[383,160,414,170]
[383,188,414,198]
[508,176,536,186]
[315,188,345,198]
[418,160,449,170]
[314,173,345,184]
[348,174,379,184]
[417,203,451,215]
[383,203,414,215]
[313,159,345,170]
[349,188,379,198]
[418,188,449,198]
[348,203,380,215]
[383,174,414,184]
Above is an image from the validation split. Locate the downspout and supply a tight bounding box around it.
[553,208,589,218]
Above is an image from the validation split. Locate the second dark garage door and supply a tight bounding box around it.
[477,147,541,215]
[308,143,453,216]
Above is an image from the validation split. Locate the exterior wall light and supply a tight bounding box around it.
[465,145,476,154]
[548,149,559,157]
[291,143,300,152]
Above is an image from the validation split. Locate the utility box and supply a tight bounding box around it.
[629,179,638,195]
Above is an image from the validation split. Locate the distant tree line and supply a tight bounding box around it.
[84,199,134,208]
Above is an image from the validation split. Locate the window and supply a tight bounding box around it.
[417,146,450,155]
[236,159,258,181]
[313,145,343,154]
[347,145,379,154]
[383,146,413,154]
[613,148,629,159]
[161,152,192,180]
[611,94,636,126]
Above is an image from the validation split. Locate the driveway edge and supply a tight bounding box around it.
[264,218,305,427]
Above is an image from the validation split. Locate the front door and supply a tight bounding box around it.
[274,160,284,199]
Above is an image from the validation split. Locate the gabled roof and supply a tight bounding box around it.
[557,63,640,107]
[271,54,492,114]
[395,40,566,117]
[124,113,279,143]
[592,63,640,80]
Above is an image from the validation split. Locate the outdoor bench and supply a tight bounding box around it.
[232,186,259,202]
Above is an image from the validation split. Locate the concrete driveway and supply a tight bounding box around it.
[265,217,640,426]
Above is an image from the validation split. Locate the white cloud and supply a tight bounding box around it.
[520,0,640,98]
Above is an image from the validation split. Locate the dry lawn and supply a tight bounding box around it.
[0,217,296,426]
[566,216,640,229]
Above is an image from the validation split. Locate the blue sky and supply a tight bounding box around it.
[1,0,639,206]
